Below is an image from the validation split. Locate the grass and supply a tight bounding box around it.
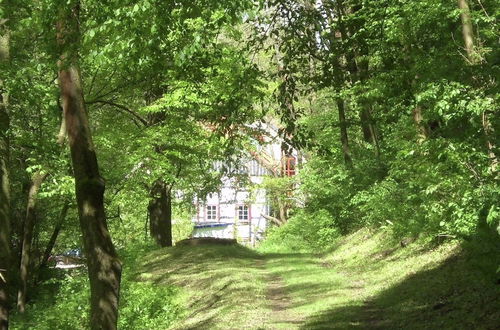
[261,228,500,329]
[132,227,499,329]
[12,229,500,329]
[136,244,271,329]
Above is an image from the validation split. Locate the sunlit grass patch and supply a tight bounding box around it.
[262,228,500,329]
[138,243,270,329]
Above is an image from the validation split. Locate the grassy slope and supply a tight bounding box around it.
[137,229,499,329]
[137,244,271,329]
[264,228,500,329]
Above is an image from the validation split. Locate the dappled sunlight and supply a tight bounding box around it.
[264,229,500,329]
[82,200,96,217]
[137,244,270,329]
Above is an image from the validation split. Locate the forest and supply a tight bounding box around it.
[0,0,499,329]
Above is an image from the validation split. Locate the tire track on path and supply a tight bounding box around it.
[255,258,303,329]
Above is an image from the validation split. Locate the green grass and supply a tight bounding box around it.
[137,244,271,329]
[133,228,498,329]
[12,230,500,329]
[261,228,500,329]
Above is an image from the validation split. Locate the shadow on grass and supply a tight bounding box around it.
[300,243,500,329]
[138,244,270,329]
[137,234,500,330]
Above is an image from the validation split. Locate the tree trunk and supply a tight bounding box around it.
[57,2,122,329]
[457,0,497,174]
[17,171,47,312]
[148,181,173,247]
[457,0,477,63]
[482,109,498,176]
[0,22,10,330]
[38,201,70,271]
[412,105,428,143]
[360,105,381,156]
[336,98,353,168]
[334,1,376,163]
[277,198,288,225]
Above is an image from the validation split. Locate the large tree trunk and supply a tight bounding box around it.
[38,201,70,271]
[57,2,122,329]
[17,171,47,312]
[0,22,10,330]
[148,181,173,247]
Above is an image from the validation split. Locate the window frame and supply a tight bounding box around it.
[206,205,218,221]
[283,155,296,177]
[237,204,250,222]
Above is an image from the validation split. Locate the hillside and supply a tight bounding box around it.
[132,229,499,329]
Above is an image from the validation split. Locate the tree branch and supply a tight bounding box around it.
[86,99,148,126]
[262,213,285,226]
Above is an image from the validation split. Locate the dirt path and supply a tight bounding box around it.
[256,259,304,329]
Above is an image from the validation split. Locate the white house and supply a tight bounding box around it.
[192,123,297,246]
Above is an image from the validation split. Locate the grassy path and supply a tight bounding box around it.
[137,229,500,329]
[257,259,303,328]
[258,229,499,329]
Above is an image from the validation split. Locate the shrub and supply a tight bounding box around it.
[11,242,182,329]
[259,209,339,252]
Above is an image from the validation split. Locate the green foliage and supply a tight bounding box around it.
[172,204,195,242]
[258,176,295,217]
[11,243,182,330]
[119,281,180,330]
[256,0,499,243]
[5,0,500,327]
[260,209,339,252]
[118,243,182,330]
[11,271,90,330]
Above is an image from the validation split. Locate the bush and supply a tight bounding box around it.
[119,281,180,330]
[259,209,339,252]
[11,242,182,329]
[11,270,90,330]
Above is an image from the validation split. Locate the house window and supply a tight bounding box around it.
[206,205,217,221]
[237,205,249,222]
[283,155,296,177]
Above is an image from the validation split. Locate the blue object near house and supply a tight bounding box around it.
[192,222,233,239]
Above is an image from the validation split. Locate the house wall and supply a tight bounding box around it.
[192,176,269,246]
[192,122,298,246]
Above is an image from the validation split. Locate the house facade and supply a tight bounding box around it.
[192,124,297,246]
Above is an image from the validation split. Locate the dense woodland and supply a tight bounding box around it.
[0,0,498,329]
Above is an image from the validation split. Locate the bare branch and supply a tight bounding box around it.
[86,99,148,126]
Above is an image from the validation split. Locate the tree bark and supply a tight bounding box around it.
[482,112,498,175]
[337,0,381,158]
[457,0,477,63]
[277,198,288,225]
[457,0,497,174]
[262,214,285,226]
[0,22,10,330]
[360,105,381,157]
[412,105,429,143]
[57,2,122,329]
[148,181,173,247]
[38,201,70,271]
[17,171,47,312]
[336,98,353,169]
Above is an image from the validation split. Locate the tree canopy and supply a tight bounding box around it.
[0,0,498,329]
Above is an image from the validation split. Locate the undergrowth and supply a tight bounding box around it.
[11,241,182,330]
